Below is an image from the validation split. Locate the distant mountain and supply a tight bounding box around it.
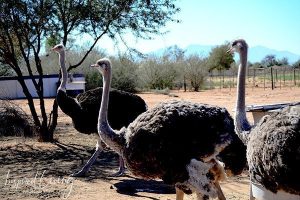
[249,46,300,64]
[148,44,300,64]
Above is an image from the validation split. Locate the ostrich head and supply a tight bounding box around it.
[90,58,112,76]
[51,44,65,53]
[228,39,248,54]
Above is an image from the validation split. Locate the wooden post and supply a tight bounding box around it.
[263,68,266,90]
[183,75,187,92]
[294,68,297,86]
[219,69,222,90]
[252,68,256,90]
[283,67,286,86]
[271,67,274,90]
[279,68,281,89]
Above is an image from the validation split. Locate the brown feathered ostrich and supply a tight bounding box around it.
[229,39,300,199]
[52,44,147,177]
[91,57,246,200]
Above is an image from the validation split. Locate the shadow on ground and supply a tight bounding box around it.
[113,178,175,195]
[0,138,120,179]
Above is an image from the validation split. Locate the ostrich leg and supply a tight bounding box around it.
[176,187,184,200]
[110,155,125,177]
[214,182,226,200]
[71,139,103,177]
[249,177,255,200]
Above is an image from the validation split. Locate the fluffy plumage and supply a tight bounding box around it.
[123,100,246,185]
[247,107,300,195]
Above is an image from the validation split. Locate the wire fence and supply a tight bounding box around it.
[208,66,300,90]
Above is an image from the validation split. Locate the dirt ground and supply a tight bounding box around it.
[0,87,299,200]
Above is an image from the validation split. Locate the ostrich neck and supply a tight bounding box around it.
[58,51,67,92]
[98,69,124,155]
[235,49,251,144]
[236,50,247,112]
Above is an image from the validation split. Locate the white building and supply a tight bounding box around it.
[0,74,85,99]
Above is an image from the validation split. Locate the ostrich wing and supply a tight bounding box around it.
[56,90,83,118]
[123,101,245,184]
[77,87,147,130]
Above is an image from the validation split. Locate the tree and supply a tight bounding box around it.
[277,57,289,66]
[249,62,263,68]
[261,54,277,67]
[207,43,234,71]
[0,0,180,142]
[292,59,300,68]
[184,55,208,91]
[0,65,14,76]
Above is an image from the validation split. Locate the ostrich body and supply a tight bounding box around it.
[52,44,147,176]
[92,58,246,200]
[229,39,300,198]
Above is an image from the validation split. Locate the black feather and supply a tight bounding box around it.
[56,87,147,134]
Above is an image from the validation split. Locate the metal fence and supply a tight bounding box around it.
[208,66,300,90]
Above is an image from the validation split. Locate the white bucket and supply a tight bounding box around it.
[251,182,300,200]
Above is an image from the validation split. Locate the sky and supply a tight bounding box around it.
[94,0,300,55]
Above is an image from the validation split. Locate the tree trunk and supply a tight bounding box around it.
[16,73,56,142]
[38,125,54,142]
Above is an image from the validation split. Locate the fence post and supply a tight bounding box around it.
[183,75,187,92]
[253,68,256,89]
[283,67,286,86]
[219,70,222,90]
[263,68,266,90]
[271,67,274,90]
[294,68,297,86]
[279,68,281,89]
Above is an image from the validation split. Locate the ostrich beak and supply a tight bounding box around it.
[227,47,234,54]
[90,64,98,68]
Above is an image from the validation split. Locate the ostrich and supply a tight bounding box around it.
[91,57,246,200]
[52,44,147,177]
[229,39,300,199]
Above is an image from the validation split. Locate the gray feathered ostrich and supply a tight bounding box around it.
[91,58,246,200]
[229,39,300,199]
[52,44,147,177]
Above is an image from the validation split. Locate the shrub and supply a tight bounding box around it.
[138,56,178,90]
[0,100,36,137]
[184,55,208,91]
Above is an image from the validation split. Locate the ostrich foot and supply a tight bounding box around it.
[175,187,184,200]
[71,141,102,177]
[110,156,126,177]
